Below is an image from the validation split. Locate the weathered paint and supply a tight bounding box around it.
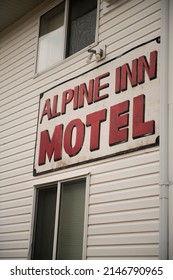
[34,40,160,175]
[0,0,161,259]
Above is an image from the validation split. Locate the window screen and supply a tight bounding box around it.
[56,179,86,259]
[67,0,97,56]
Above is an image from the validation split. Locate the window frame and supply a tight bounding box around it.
[29,174,90,260]
[34,0,100,75]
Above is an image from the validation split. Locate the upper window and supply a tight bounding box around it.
[31,178,86,260]
[37,0,98,73]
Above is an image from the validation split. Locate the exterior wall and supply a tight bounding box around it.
[168,0,173,259]
[88,148,160,259]
[0,0,161,259]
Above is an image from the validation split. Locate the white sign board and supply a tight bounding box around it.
[34,40,160,175]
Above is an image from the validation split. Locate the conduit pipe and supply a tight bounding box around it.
[159,0,169,259]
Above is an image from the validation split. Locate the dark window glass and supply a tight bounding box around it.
[39,2,65,37]
[32,178,86,260]
[32,186,57,260]
[67,0,97,56]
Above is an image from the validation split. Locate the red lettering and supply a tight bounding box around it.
[138,50,157,84]
[61,89,74,114]
[78,80,94,108]
[86,109,107,151]
[115,67,121,94]
[115,59,138,93]
[40,99,52,124]
[132,94,155,139]
[115,51,157,93]
[109,101,129,145]
[38,125,63,165]
[121,59,138,91]
[94,72,109,102]
[52,95,61,118]
[73,86,79,110]
[64,119,85,157]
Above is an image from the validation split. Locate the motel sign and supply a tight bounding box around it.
[34,40,159,175]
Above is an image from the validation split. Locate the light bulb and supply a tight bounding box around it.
[95,53,101,61]
[86,53,93,64]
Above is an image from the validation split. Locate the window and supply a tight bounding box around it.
[37,0,98,73]
[32,178,86,260]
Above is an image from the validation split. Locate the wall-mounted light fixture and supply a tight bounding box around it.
[86,45,106,64]
[86,49,97,64]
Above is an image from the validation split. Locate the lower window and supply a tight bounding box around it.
[32,178,86,260]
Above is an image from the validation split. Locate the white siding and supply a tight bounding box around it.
[87,149,160,259]
[100,0,161,58]
[0,0,161,259]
